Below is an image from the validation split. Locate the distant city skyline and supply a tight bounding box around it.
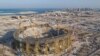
[0,0,100,9]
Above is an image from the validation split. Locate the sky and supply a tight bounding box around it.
[0,0,100,9]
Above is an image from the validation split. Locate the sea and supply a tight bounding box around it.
[0,8,62,15]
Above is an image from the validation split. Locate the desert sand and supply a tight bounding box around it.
[0,10,100,56]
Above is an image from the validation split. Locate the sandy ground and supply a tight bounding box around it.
[0,11,100,56]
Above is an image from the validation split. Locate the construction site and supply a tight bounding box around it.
[0,15,77,56]
[0,10,100,56]
[13,16,75,56]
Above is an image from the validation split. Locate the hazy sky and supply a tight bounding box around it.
[0,0,99,8]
